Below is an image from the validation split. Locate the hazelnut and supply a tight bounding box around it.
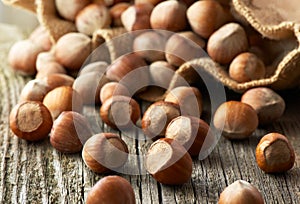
[187,0,229,39]
[106,53,149,94]
[150,1,187,32]
[43,86,83,119]
[100,82,130,104]
[207,23,249,64]
[36,52,66,79]
[142,101,180,139]
[165,116,213,157]
[256,133,295,173]
[73,72,110,105]
[219,180,264,204]
[100,96,141,129]
[149,61,176,88]
[133,31,167,62]
[78,61,108,76]
[76,4,111,36]
[19,79,50,102]
[145,138,192,185]
[55,33,92,70]
[165,31,206,67]
[82,133,129,173]
[241,87,285,125]
[50,111,93,153]
[109,3,131,27]
[55,0,91,21]
[9,101,53,141]
[86,175,135,204]
[164,86,202,117]
[8,40,44,75]
[229,52,266,83]
[134,0,163,6]
[41,73,74,91]
[121,3,154,32]
[29,26,52,51]
[213,101,258,139]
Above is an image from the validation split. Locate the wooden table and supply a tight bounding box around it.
[0,25,299,204]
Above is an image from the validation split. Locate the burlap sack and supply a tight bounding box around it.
[3,0,300,101]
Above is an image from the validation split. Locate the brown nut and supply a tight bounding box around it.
[55,33,92,70]
[133,31,167,62]
[100,82,130,104]
[165,31,206,67]
[150,1,187,32]
[142,101,180,139]
[9,101,53,141]
[110,2,131,27]
[50,111,93,153]
[41,73,74,91]
[134,0,163,6]
[78,61,108,76]
[19,79,50,102]
[207,23,249,64]
[100,96,141,129]
[229,52,266,83]
[82,133,129,173]
[219,180,264,204]
[241,87,285,125]
[76,4,111,36]
[8,40,44,75]
[73,72,110,105]
[86,175,135,204]
[213,101,258,139]
[29,26,52,51]
[121,3,154,32]
[149,61,176,88]
[43,86,83,119]
[165,116,213,157]
[145,138,192,185]
[187,0,230,39]
[36,61,66,79]
[164,86,202,117]
[256,132,295,173]
[55,0,91,21]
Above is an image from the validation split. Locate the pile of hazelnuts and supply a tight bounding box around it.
[7,0,297,203]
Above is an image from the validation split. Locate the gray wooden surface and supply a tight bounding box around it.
[1,26,300,204]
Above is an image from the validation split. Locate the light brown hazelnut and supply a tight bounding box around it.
[166,116,213,157]
[42,73,74,90]
[29,26,52,51]
[133,31,167,62]
[73,72,110,105]
[229,52,266,83]
[8,40,44,75]
[9,101,53,141]
[187,0,230,39]
[207,23,249,64]
[110,3,131,27]
[145,138,192,185]
[164,86,202,117]
[79,61,108,76]
[256,133,295,173]
[55,33,92,70]
[19,79,50,102]
[165,31,206,67]
[86,175,135,204]
[76,4,111,36]
[150,1,187,32]
[121,3,154,32]
[55,0,91,21]
[36,52,66,79]
[43,86,83,119]
[82,133,129,173]
[241,87,285,125]
[100,96,141,129]
[219,180,264,204]
[149,61,176,88]
[100,82,130,104]
[142,101,180,139]
[50,111,93,153]
[213,101,258,139]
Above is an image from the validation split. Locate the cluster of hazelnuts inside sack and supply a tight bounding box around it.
[7,0,297,203]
